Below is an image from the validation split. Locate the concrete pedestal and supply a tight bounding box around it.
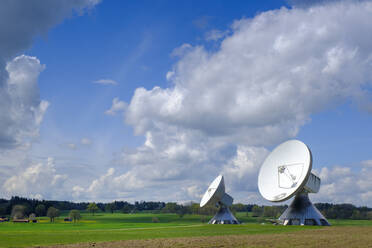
[279,192,330,226]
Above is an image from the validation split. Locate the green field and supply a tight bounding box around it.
[0,212,371,247]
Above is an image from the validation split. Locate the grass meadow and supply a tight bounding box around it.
[1,212,372,247]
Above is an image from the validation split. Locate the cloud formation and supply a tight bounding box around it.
[0,0,100,199]
[127,2,372,145]
[312,163,372,206]
[105,97,127,116]
[0,0,100,149]
[83,0,372,204]
[0,55,49,149]
[2,157,67,200]
[3,0,372,206]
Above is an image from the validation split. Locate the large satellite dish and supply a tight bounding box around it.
[200,175,239,224]
[258,140,330,226]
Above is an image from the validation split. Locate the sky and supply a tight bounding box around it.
[1,0,372,206]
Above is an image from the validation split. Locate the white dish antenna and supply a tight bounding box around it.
[258,140,329,226]
[200,175,238,224]
[200,175,232,208]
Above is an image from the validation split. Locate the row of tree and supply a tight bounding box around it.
[0,196,165,216]
[251,205,287,218]
[249,203,372,220]
[315,203,372,220]
[10,204,80,222]
[2,196,372,220]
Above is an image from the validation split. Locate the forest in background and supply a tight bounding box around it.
[1,196,372,220]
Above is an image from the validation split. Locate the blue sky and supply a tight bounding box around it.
[30,0,291,152]
[1,0,372,206]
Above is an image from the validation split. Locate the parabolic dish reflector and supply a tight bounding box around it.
[258,140,312,202]
[199,175,239,224]
[200,175,225,207]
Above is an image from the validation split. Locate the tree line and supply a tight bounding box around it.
[2,196,372,220]
[250,203,372,220]
[315,203,372,220]
[0,196,166,216]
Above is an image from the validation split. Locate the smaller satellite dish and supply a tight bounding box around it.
[200,175,238,224]
[200,175,225,207]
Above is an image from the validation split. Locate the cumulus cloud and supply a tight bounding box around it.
[128,2,372,144]
[2,157,67,200]
[78,1,372,204]
[72,167,147,201]
[0,55,49,149]
[222,146,269,192]
[0,0,100,150]
[93,79,118,85]
[105,97,127,116]
[6,0,370,205]
[0,0,100,199]
[312,162,372,206]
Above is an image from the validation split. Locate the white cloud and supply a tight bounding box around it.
[4,0,372,206]
[87,168,115,194]
[0,55,49,149]
[93,79,118,85]
[312,162,372,206]
[127,2,372,145]
[222,146,269,192]
[105,97,127,116]
[0,0,100,150]
[72,167,147,201]
[72,186,85,199]
[2,157,67,200]
[84,1,372,204]
[0,0,100,200]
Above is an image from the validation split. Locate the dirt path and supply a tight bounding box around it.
[43,226,372,248]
